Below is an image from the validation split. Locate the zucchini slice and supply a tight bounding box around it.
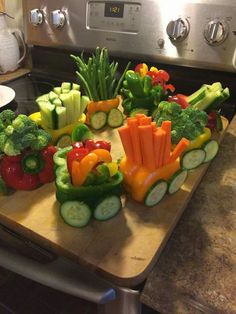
[144,180,168,207]
[90,111,107,130]
[168,169,188,194]
[107,108,124,128]
[202,139,219,163]
[181,148,206,170]
[94,195,122,221]
[60,201,92,227]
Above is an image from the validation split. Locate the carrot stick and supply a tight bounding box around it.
[118,126,135,162]
[127,118,142,165]
[161,121,172,165]
[138,125,155,170]
[151,121,157,132]
[168,137,190,163]
[153,128,166,168]
[139,116,152,125]
[135,113,146,124]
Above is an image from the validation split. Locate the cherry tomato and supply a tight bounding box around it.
[72,141,84,149]
[95,140,111,152]
[84,139,97,152]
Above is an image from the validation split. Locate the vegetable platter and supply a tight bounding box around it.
[0,116,228,286]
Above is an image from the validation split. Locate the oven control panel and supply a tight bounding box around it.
[87,1,141,33]
[22,0,236,72]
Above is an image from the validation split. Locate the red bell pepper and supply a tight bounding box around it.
[146,69,175,93]
[0,145,57,191]
[168,94,189,109]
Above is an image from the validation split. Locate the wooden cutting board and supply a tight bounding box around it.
[0,0,5,12]
[0,117,229,287]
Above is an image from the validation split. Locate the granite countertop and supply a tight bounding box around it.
[141,115,236,314]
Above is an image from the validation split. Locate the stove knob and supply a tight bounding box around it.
[30,9,43,26]
[51,10,66,28]
[166,18,190,42]
[204,20,229,45]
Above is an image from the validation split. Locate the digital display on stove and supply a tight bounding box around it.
[104,2,124,18]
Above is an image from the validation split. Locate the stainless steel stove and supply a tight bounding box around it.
[1,1,236,313]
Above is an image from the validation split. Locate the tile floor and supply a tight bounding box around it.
[0,266,158,314]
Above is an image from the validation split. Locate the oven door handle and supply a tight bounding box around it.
[0,245,116,304]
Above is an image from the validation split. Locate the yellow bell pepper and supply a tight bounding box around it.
[186,128,211,151]
[29,112,86,144]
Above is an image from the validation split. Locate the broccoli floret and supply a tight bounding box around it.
[12,114,38,134]
[154,102,208,144]
[21,133,37,148]
[0,110,53,155]
[3,139,21,156]
[0,110,16,128]
[30,129,51,150]
[5,125,14,136]
[0,133,7,151]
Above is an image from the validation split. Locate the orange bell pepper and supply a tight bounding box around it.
[72,152,98,186]
[92,149,112,163]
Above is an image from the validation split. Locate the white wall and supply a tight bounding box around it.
[5,0,23,30]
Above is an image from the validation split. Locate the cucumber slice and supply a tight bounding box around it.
[81,96,90,114]
[49,91,59,102]
[70,90,81,122]
[90,111,107,130]
[60,93,74,124]
[36,93,49,103]
[53,87,61,95]
[61,82,71,90]
[130,108,149,117]
[202,139,219,163]
[93,195,122,221]
[60,201,92,227]
[38,102,56,129]
[168,169,188,194]
[144,180,168,207]
[56,134,72,148]
[107,108,124,128]
[55,106,67,129]
[72,83,80,91]
[53,98,62,106]
[181,148,206,170]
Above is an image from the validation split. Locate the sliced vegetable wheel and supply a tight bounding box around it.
[168,169,188,194]
[107,108,124,128]
[56,134,72,148]
[60,201,92,227]
[202,139,219,163]
[181,148,206,170]
[144,180,168,207]
[93,195,122,221]
[90,111,107,130]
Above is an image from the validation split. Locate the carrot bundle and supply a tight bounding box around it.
[118,114,189,170]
